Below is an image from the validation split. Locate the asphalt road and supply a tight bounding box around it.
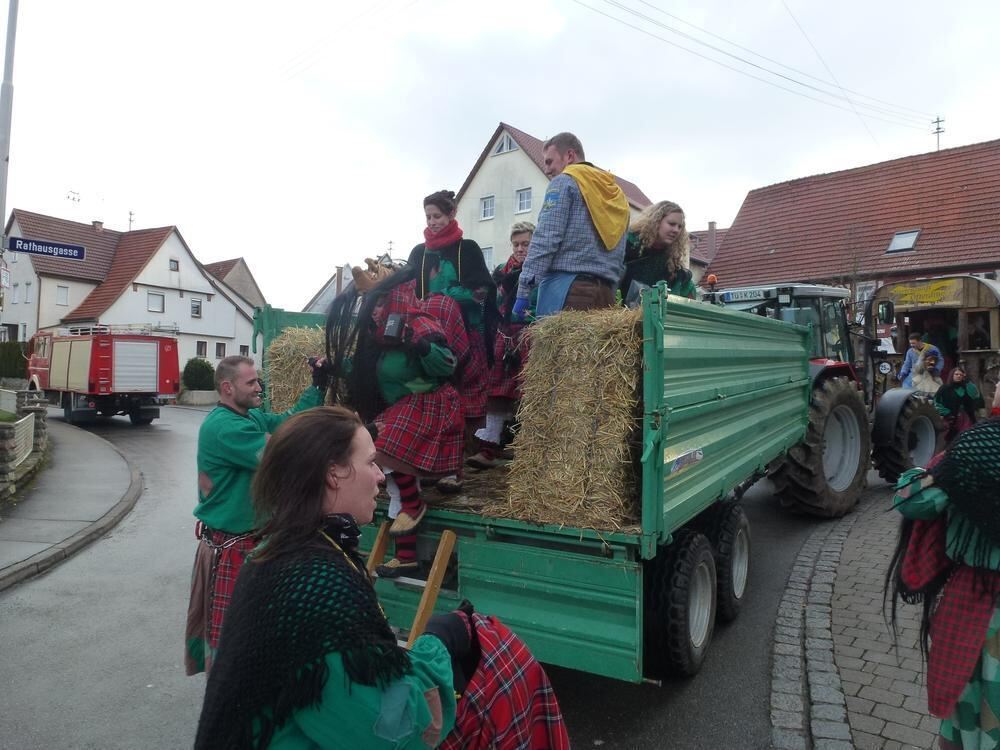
[0,405,886,749]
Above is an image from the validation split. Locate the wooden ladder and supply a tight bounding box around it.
[366,521,458,648]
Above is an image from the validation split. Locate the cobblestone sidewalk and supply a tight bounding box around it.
[769,489,939,750]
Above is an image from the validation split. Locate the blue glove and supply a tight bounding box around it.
[511,297,530,321]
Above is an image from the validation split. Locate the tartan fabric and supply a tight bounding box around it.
[376,385,463,475]
[461,329,488,419]
[440,614,570,750]
[208,530,258,651]
[927,566,1000,717]
[489,323,530,401]
[422,292,471,365]
[900,517,952,591]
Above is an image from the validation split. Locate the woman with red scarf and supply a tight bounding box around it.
[469,221,536,469]
[407,190,498,493]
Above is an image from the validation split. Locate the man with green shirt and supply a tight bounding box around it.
[185,355,327,675]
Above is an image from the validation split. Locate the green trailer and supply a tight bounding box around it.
[253,284,813,683]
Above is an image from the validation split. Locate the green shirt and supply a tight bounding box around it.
[195,386,325,533]
[265,635,457,749]
[377,345,456,406]
[427,252,484,330]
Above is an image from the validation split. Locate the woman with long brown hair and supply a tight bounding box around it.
[195,407,473,749]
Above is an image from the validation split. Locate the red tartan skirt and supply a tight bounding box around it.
[460,329,489,420]
[376,385,463,475]
[488,323,529,402]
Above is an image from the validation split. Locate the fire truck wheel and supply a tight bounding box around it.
[129,413,154,426]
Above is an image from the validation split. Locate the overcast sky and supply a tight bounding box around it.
[2,0,997,309]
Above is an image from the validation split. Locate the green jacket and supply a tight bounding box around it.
[195,386,325,533]
[264,634,456,749]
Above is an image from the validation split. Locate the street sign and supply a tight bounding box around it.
[7,236,86,260]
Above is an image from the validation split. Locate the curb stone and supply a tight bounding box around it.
[769,511,860,750]
[0,429,144,593]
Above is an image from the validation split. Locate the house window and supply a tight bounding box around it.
[19,323,26,341]
[481,246,494,268]
[492,133,518,155]
[240,345,250,357]
[11,283,18,303]
[215,342,226,358]
[516,188,532,213]
[24,281,31,304]
[169,258,179,271]
[56,285,69,306]
[147,291,165,312]
[10,251,16,263]
[196,340,207,357]
[886,230,920,253]
[480,195,495,221]
[191,298,202,318]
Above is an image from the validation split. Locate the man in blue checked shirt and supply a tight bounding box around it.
[512,132,631,319]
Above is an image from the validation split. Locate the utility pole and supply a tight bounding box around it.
[932,116,945,152]
[0,0,19,335]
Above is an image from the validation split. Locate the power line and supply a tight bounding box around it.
[633,0,935,120]
[595,0,928,127]
[781,0,879,146]
[568,0,926,130]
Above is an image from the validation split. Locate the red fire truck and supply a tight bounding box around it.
[26,325,181,425]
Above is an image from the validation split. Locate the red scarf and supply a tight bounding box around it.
[424,219,463,250]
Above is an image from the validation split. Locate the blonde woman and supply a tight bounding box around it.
[619,201,696,301]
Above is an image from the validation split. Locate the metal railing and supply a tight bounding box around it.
[12,412,34,467]
[55,323,180,336]
[0,388,15,414]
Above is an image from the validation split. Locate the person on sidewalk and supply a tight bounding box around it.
[469,221,536,470]
[185,355,328,675]
[618,200,696,305]
[887,418,1000,750]
[898,332,943,388]
[195,406,475,750]
[513,132,630,319]
[325,267,468,578]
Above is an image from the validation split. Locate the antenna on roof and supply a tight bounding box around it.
[128,210,135,231]
[932,116,945,151]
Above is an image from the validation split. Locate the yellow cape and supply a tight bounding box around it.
[563,163,630,251]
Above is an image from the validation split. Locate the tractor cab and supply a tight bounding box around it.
[703,284,854,362]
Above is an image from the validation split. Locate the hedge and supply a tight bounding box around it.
[0,342,27,379]
[182,357,215,391]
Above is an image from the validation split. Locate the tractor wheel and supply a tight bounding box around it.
[644,531,717,678]
[700,502,751,623]
[872,396,944,484]
[771,377,870,518]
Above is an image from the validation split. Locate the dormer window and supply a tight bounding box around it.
[493,133,518,155]
[886,230,920,253]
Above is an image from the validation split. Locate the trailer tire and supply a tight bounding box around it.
[872,396,944,484]
[771,377,870,518]
[645,531,717,678]
[703,502,751,623]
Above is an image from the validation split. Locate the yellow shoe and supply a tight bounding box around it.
[389,505,427,536]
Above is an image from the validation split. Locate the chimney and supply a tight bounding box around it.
[708,221,717,256]
[92,220,103,232]
[335,266,343,295]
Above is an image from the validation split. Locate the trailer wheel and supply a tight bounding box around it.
[645,531,717,678]
[771,377,870,518]
[872,396,944,484]
[701,502,751,623]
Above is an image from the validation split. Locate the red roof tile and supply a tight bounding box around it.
[203,258,240,281]
[62,226,175,322]
[690,228,728,266]
[6,209,121,282]
[708,139,1000,286]
[456,122,652,210]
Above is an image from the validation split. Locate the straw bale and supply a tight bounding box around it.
[484,307,643,531]
[265,326,330,412]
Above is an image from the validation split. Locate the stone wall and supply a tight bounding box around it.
[0,393,50,501]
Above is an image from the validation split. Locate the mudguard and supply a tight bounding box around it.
[872,387,918,447]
